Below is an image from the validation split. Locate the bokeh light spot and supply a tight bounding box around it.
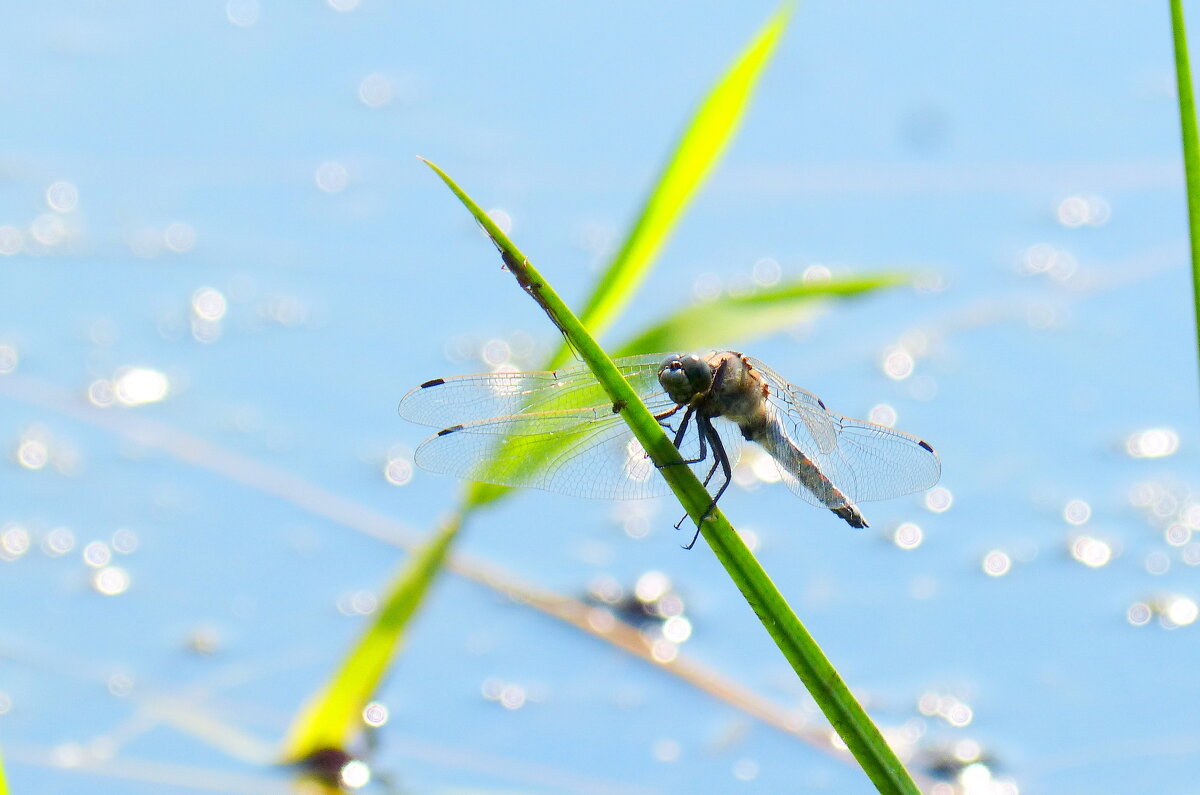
[881,347,915,380]
[1145,551,1171,575]
[752,257,781,286]
[0,226,23,255]
[164,222,196,253]
[16,438,48,470]
[635,571,670,603]
[340,759,371,789]
[42,527,75,557]
[362,701,389,727]
[93,566,130,596]
[0,525,31,560]
[1125,428,1179,459]
[1070,535,1112,568]
[925,487,953,513]
[358,73,393,107]
[113,367,170,406]
[384,456,413,486]
[869,404,898,428]
[486,208,512,235]
[1127,602,1152,626]
[0,345,16,375]
[315,162,349,193]
[46,181,79,212]
[982,550,1011,577]
[191,287,227,321]
[1063,499,1091,525]
[893,522,923,550]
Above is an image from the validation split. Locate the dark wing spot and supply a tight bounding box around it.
[818,399,826,410]
[437,424,465,436]
[419,378,445,389]
[918,440,934,453]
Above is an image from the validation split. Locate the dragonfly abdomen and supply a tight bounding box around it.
[751,420,868,529]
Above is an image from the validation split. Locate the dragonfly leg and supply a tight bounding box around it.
[673,451,720,534]
[653,404,681,433]
[682,416,732,550]
[653,403,681,427]
[658,408,708,467]
[700,451,721,488]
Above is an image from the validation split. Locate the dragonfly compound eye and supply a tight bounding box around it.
[657,353,713,404]
[681,355,712,393]
[658,354,694,404]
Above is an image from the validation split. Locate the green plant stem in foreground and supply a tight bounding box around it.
[564,2,794,363]
[281,518,460,761]
[1170,0,1200,377]
[422,158,920,795]
[282,4,805,759]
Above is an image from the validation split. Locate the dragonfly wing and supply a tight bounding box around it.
[415,404,740,500]
[784,413,941,505]
[744,356,839,455]
[399,354,669,428]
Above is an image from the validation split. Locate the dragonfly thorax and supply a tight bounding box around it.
[657,351,770,430]
[699,351,772,429]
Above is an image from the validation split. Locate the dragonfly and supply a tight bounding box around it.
[399,350,941,548]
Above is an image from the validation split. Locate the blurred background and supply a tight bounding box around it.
[1,2,1199,793]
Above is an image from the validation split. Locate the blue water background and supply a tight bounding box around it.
[0,2,1198,793]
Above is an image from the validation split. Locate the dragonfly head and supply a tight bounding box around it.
[657,353,713,405]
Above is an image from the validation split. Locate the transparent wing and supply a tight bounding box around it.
[765,403,941,507]
[399,353,669,428]
[744,356,838,454]
[401,352,742,498]
[414,404,743,500]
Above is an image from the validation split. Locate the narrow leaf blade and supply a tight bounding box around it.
[1169,0,1200,376]
[614,273,907,355]
[566,3,794,353]
[280,521,459,762]
[426,161,921,795]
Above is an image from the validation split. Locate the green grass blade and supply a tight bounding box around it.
[614,273,908,355]
[423,159,920,795]
[471,2,793,493]
[280,519,460,762]
[1170,0,1200,371]
[0,746,8,795]
[559,3,793,359]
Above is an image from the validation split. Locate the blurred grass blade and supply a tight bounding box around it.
[564,3,793,356]
[280,520,459,762]
[1170,0,1200,371]
[614,273,907,355]
[274,7,796,754]
[422,158,921,795]
[0,746,8,795]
